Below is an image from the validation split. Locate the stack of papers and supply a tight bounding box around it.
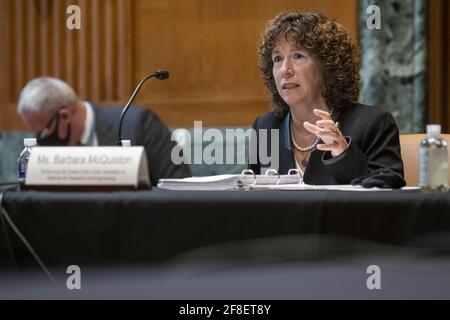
[157,173,301,191]
[157,170,420,191]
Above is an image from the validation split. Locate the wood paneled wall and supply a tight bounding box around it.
[11,0,131,100]
[428,0,450,132]
[0,0,358,130]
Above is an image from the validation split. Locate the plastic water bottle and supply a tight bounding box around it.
[419,125,448,192]
[17,138,37,187]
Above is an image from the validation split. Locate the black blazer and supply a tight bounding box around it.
[249,103,404,185]
[93,104,191,185]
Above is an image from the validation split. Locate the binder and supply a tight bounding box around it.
[157,169,302,191]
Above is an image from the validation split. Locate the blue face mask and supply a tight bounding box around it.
[36,112,71,146]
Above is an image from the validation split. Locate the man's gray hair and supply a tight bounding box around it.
[17,77,78,116]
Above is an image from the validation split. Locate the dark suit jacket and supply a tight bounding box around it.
[93,104,191,185]
[249,103,404,185]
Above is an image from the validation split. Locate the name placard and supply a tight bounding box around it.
[26,147,150,189]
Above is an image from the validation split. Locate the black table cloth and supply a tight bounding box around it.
[1,189,450,268]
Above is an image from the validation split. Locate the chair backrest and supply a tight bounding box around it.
[399,134,450,186]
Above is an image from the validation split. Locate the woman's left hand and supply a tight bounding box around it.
[303,108,348,157]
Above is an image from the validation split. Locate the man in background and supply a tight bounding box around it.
[17,76,191,185]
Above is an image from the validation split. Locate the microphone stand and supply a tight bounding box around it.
[116,70,169,145]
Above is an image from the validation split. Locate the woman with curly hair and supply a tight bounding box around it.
[249,11,404,186]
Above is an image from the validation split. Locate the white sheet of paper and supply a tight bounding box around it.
[249,184,420,191]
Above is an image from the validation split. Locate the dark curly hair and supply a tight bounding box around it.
[259,11,360,117]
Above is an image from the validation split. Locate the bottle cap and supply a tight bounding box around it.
[121,140,131,147]
[426,124,441,138]
[24,138,37,147]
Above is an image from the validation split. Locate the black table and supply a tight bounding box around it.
[1,189,450,268]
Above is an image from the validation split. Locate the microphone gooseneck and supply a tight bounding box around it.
[116,70,170,145]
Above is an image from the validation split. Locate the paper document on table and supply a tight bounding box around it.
[157,169,301,190]
[250,184,420,191]
[158,168,420,191]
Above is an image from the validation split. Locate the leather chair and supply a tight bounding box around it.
[399,134,450,186]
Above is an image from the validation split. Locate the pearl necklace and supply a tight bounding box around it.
[290,121,319,152]
[290,109,334,153]
[290,126,318,152]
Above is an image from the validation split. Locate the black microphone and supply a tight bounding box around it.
[116,70,170,145]
[154,70,169,80]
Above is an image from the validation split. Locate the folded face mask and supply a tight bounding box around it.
[351,168,406,189]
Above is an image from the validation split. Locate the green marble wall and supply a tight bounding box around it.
[359,0,427,133]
